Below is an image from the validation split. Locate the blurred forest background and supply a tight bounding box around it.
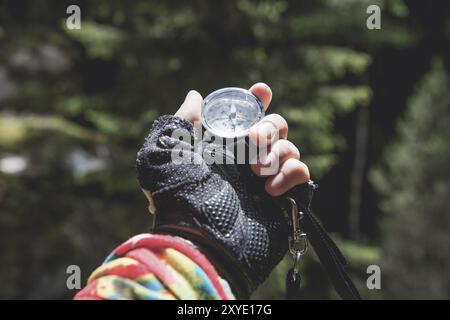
[0,0,449,299]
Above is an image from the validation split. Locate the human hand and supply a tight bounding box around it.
[174,82,310,197]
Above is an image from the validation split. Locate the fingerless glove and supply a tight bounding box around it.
[136,115,314,298]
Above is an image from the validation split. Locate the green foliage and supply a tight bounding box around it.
[65,21,124,59]
[371,59,450,299]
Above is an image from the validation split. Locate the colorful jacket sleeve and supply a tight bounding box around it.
[74,234,235,300]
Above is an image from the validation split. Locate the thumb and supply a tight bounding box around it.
[174,90,203,123]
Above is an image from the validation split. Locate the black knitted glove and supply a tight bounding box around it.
[136,115,313,297]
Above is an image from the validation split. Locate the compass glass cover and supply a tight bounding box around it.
[201,87,265,138]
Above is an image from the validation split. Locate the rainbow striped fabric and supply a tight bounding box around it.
[74,234,235,300]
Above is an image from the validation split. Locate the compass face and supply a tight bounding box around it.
[201,87,265,138]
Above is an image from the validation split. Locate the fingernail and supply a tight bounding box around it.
[256,122,276,143]
[270,172,285,189]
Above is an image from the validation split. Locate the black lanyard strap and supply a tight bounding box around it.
[285,181,362,300]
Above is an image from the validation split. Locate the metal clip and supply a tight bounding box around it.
[286,197,308,278]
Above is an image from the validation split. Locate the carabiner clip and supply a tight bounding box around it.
[286,197,308,277]
[286,197,308,256]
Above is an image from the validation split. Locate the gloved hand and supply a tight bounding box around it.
[136,83,312,298]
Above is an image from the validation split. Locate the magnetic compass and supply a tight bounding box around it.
[201,87,265,139]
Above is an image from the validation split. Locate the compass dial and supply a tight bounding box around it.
[201,87,265,138]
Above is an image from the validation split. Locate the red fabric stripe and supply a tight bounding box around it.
[125,248,176,285]
[74,280,101,300]
[113,234,229,300]
[90,260,150,281]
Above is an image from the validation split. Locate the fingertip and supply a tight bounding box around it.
[250,163,261,176]
[265,177,284,197]
[265,159,310,197]
[185,90,203,102]
[175,90,203,123]
[295,161,311,182]
[249,82,272,109]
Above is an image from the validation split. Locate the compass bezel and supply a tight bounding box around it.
[201,87,265,139]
